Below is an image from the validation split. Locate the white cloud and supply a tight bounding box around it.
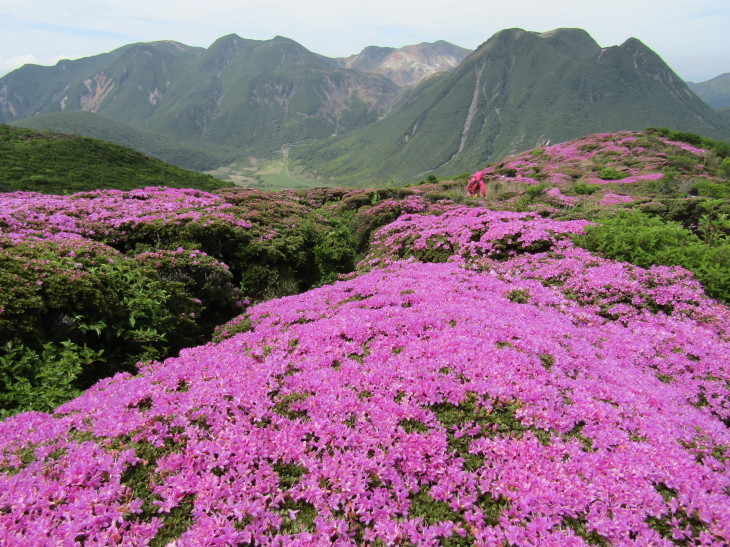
[0,54,40,73]
[0,53,78,77]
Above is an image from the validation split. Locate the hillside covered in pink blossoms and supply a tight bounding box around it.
[466,128,730,208]
[1,129,730,545]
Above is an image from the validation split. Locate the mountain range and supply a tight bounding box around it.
[689,73,730,111]
[294,29,730,184]
[2,28,730,185]
[1,35,399,152]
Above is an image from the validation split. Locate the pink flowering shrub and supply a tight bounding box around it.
[359,206,590,270]
[585,172,664,185]
[464,130,728,205]
[0,187,250,245]
[600,193,636,206]
[2,131,730,544]
[1,258,728,544]
[0,187,356,415]
[351,196,445,251]
[481,243,722,323]
[545,187,580,207]
[0,186,369,302]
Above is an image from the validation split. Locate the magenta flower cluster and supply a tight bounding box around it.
[545,187,580,207]
[359,206,591,270]
[600,193,636,206]
[464,131,717,198]
[0,187,252,244]
[2,195,728,544]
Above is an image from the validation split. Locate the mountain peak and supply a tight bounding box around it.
[490,28,532,42]
[539,28,594,41]
[211,33,245,45]
[272,35,297,43]
[615,36,681,78]
[619,36,652,52]
[339,41,471,86]
[475,28,600,60]
[539,28,601,56]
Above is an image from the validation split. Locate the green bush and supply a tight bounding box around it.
[574,210,730,303]
[524,183,549,199]
[598,168,628,181]
[665,155,699,172]
[313,215,357,284]
[651,169,682,195]
[0,341,103,418]
[0,243,177,366]
[134,248,242,346]
[638,197,728,230]
[574,210,699,267]
[0,239,244,415]
[718,158,730,179]
[573,183,598,195]
[692,180,730,199]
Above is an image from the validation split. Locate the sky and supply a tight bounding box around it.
[1,0,728,83]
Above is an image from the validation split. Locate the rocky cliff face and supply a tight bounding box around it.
[338,40,472,86]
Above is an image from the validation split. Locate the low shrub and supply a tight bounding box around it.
[573,183,598,195]
[0,239,242,415]
[0,341,103,418]
[598,168,628,181]
[574,210,730,303]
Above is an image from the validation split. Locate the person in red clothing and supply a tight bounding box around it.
[466,173,486,197]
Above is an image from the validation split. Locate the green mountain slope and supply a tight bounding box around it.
[0,35,401,155]
[0,40,203,122]
[4,29,729,186]
[294,28,730,185]
[0,124,233,193]
[689,73,730,110]
[9,111,238,171]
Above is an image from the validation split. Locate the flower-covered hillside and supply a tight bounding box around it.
[2,202,729,545]
[464,128,730,209]
[0,186,387,417]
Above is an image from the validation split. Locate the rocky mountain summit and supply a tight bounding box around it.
[338,40,471,86]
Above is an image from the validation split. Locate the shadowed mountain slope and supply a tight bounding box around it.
[10,111,237,171]
[689,73,730,110]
